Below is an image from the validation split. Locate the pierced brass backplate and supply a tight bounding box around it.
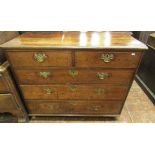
[100,53,114,63]
[34,52,47,63]
[96,72,110,79]
[39,71,51,78]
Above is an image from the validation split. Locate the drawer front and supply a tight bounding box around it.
[7,50,72,67]
[20,84,128,100]
[0,78,8,93]
[0,94,17,110]
[75,51,142,68]
[26,100,122,115]
[0,94,24,117]
[15,69,134,84]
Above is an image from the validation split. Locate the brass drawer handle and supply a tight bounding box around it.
[39,71,51,79]
[34,52,47,63]
[96,72,110,79]
[44,88,54,95]
[95,88,105,95]
[69,69,78,78]
[101,53,114,63]
[69,85,77,92]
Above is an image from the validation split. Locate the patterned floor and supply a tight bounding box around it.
[30,81,155,123]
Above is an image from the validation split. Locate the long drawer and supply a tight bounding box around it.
[26,100,122,115]
[15,69,134,84]
[7,50,72,67]
[75,51,142,68]
[20,84,128,100]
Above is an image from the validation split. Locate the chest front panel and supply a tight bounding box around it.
[6,49,143,117]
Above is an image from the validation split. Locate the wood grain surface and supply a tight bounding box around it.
[0,78,9,93]
[0,94,23,117]
[7,50,72,67]
[26,100,122,115]
[20,84,128,100]
[75,51,142,68]
[14,69,134,85]
[0,32,147,50]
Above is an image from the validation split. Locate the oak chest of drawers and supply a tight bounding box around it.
[0,32,148,119]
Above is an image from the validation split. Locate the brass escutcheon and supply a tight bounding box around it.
[49,105,54,110]
[44,88,54,95]
[70,101,78,105]
[69,85,77,92]
[69,69,78,78]
[95,88,105,95]
[100,53,114,63]
[93,105,101,111]
[34,52,47,63]
[39,71,51,79]
[96,72,110,80]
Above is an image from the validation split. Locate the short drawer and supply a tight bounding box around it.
[26,100,122,115]
[20,84,128,100]
[7,50,72,67]
[75,51,142,68]
[15,69,134,84]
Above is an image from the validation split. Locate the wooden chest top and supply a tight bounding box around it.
[0,32,147,50]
